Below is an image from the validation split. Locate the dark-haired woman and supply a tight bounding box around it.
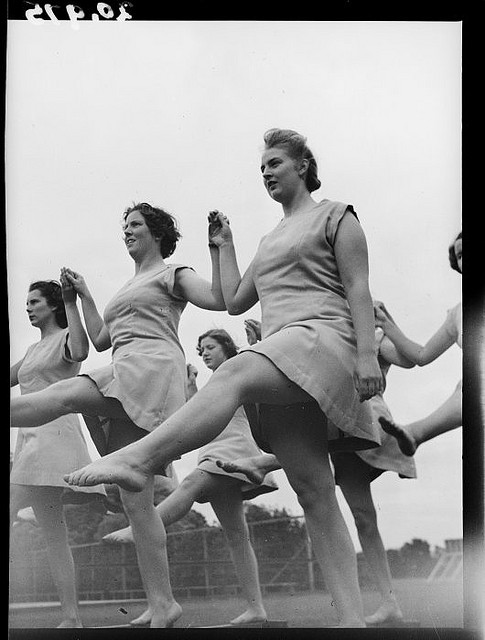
[64,130,383,627]
[10,278,105,628]
[103,329,277,627]
[375,232,462,455]
[10,203,226,628]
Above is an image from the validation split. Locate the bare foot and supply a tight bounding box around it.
[103,526,135,545]
[216,457,267,485]
[63,447,153,491]
[379,417,417,456]
[365,600,404,626]
[150,601,182,628]
[130,607,152,626]
[230,608,267,625]
[57,618,83,628]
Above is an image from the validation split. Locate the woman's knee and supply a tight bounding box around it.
[352,506,378,537]
[54,377,88,413]
[289,471,336,512]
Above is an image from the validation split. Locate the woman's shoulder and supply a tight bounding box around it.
[316,199,357,245]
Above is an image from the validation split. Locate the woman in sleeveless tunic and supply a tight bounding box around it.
[375,231,462,455]
[64,129,384,628]
[10,279,105,628]
[218,319,417,625]
[10,203,227,628]
[103,329,277,627]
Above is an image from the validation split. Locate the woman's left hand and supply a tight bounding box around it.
[60,268,77,304]
[353,354,384,402]
[208,210,233,247]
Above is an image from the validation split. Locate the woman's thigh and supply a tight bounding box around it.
[213,352,314,406]
[56,375,131,421]
[261,405,334,496]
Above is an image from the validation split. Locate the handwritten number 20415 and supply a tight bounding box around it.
[25,2,134,22]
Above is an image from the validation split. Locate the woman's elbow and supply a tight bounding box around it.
[71,349,89,362]
[226,303,245,316]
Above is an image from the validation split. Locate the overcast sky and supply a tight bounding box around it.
[7,20,462,551]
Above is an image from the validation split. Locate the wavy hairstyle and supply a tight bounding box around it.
[29,280,67,328]
[123,202,181,258]
[196,329,239,360]
[263,128,322,193]
[448,231,462,273]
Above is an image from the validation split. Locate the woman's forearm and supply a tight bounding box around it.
[208,246,226,308]
[379,321,426,364]
[80,295,110,351]
[218,241,245,313]
[64,301,89,361]
[345,282,376,357]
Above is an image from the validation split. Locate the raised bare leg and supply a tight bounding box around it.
[64,353,312,490]
[216,453,280,485]
[379,385,462,456]
[10,375,130,429]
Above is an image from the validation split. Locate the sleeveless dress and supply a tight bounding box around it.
[243,199,381,452]
[196,405,278,502]
[11,329,106,503]
[332,329,417,483]
[83,264,190,432]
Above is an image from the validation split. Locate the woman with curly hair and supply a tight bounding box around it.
[103,328,277,627]
[10,202,226,628]
[10,278,106,627]
[64,129,384,627]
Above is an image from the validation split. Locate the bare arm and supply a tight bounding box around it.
[10,358,24,387]
[174,250,226,311]
[60,268,89,361]
[374,301,456,366]
[334,212,383,401]
[208,211,259,315]
[378,335,415,369]
[63,268,111,352]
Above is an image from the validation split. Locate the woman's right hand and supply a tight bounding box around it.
[244,318,262,345]
[208,210,233,247]
[373,300,395,329]
[61,267,90,299]
[186,363,198,384]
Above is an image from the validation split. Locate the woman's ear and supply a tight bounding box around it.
[298,158,310,176]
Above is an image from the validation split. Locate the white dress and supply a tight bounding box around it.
[11,329,106,502]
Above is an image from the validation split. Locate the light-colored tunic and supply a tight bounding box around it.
[85,264,189,431]
[244,199,381,451]
[11,329,105,501]
[196,405,278,502]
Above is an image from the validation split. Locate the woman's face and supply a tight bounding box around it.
[26,289,56,328]
[123,210,158,259]
[454,238,462,273]
[261,146,303,202]
[199,337,228,372]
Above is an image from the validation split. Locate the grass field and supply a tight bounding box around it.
[9,578,465,629]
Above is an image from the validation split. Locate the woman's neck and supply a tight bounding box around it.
[134,252,166,275]
[281,190,317,218]
[39,318,62,340]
